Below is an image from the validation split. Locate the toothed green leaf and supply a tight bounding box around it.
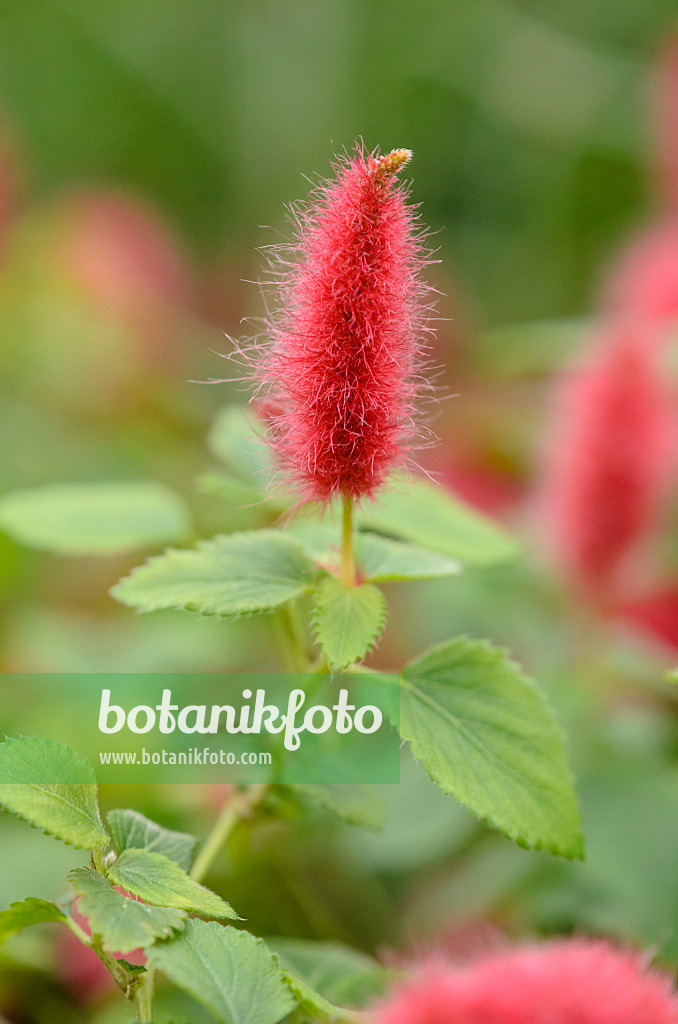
[355,533,461,581]
[196,473,267,507]
[108,809,197,871]
[286,524,461,582]
[148,919,294,1024]
[0,898,67,944]
[69,867,186,952]
[399,637,583,858]
[271,938,390,1011]
[207,406,276,487]
[294,784,385,830]
[107,848,238,919]
[360,476,519,565]
[111,530,315,617]
[280,969,349,1024]
[0,482,190,555]
[0,736,108,850]
[313,577,386,670]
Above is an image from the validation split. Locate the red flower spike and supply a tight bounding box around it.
[538,323,676,604]
[252,145,434,504]
[374,940,678,1024]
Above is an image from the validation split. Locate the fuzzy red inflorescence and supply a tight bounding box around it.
[253,145,432,503]
[373,940,678,1024]
[538,322,676,603]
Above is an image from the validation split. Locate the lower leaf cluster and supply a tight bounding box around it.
[0,757,377,1024]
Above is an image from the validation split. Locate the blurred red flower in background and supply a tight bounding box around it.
[374,940,678,1024]
[57,189,193,367]
[603,221,678,326]
[538,323,675,606]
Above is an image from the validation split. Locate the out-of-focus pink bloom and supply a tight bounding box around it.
[618,585,678,651]
[253,145,433,504]
[1,189,195,411]
[55,899,115,1003]
[57,189,192,363]
[538,323,676,603]
[374,940,678,1024]
[56,925,116,1003]
[56,889,146,1003]
[439,460,525,518]
[603,221,678,324]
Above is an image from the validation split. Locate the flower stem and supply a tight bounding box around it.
[190,784,268,884]
[340,496,356,588]
[77,859,155,1020]
[131,969,155,1022]
[84,929,154,1020]
[275,601,308,672]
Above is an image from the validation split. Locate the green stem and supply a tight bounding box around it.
[90,934,133,994]
[272,613,300,673]
[340,496,356,588]
[190,784,268,883]
[64,916,92,947]
[131,967,155,1022]
[277,601,309,672]
[83,854,155,1019]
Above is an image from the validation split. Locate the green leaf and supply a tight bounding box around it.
[196,473,268,507]
[279,969,349,1024]
[399,638,583,858]
[0,897,67,943]
[148,919,294,1024]
[294,784,385,830]
[271,938,390,1009]
[111,530,315,617]
[107,848,238,919]
[0,482,190,555]
[355,534,461,582]
[285,521,337,564]
[207,406,276,488]
[117,959,147,975]
[69,867,186,953]
[108,809,197,871]
[313,577,386,670]
[0,737,109,850]
[359,475,519,565]
[285,523,461,582]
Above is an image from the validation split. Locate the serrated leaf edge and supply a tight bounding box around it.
[106,849,240,919]
[0,897,68,943]
[400,636,584,860]
[68,866,187,951]
[0,736,109,851]
[356,534,462,582]
[110,530,316,619]
[312,578,387,671]
[107,807,198,869]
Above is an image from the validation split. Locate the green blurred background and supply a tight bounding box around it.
[2,2,678,1022]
